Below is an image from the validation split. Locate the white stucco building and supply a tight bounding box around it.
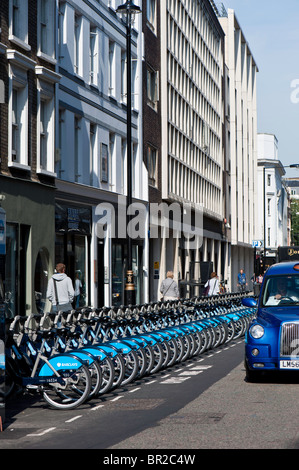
[257,133,289,267]
[55,0,148,307]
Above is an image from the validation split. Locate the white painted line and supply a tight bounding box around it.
[65,415,82,423]
[27,427,56,437]
[129,387,141,393]
[162,377,190,384]
[111,395,124,402]
[145,380,157,385]
[189,365,212,370]
[91,404,104,411]
[179,370,203,376]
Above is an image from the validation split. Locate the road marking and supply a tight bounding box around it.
[145,380,157,385]
[65,415,82,423]
[91,404,104,411]
[111,395,124,402]
[27,427,56,437]
[161,377,190,384]
[129,387,141,393]
[189,365,212,370]
[179,370,203,376]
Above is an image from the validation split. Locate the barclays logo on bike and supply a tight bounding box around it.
[57,362,79,367]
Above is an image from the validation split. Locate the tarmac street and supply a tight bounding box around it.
[1,340,299,450]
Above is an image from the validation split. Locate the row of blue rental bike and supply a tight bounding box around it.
[5,293,257,410]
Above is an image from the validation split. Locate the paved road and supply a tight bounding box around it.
[1,339,299,450]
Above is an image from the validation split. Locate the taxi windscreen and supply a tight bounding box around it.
[262,275,299,307]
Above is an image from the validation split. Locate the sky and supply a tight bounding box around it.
[222,0,299,179]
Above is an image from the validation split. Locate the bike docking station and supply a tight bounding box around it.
[0,204,6,430]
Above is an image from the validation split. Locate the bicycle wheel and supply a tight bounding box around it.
[99,355,116,394]
[148,341,164,374]
[80,346,116,395]
[68,351,102,399]
[41,362,91,410]
[121,350,139,386]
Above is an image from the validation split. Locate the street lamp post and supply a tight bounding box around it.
[116,1,141,306]
[263,163,299,263]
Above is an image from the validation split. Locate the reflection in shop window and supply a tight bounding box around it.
[35,247,49,313]
[5,224,18,318]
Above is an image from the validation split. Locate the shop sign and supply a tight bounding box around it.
[55,203,91,235]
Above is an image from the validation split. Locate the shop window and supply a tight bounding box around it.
[34,247,49,313]
[5,224,18,318]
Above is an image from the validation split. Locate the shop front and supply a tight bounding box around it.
[0,175,55,317]
[55,202,92,309]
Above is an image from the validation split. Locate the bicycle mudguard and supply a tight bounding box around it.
[106,341,133,354]
[138,334,159,346]
[38,353,86,377]
[80,346,114,360]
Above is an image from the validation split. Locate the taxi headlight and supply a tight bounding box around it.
[250,324,265,339]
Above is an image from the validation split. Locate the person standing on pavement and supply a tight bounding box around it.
[237,268,247,293]
[160,271,180,301]
[46,263,74,312]
[204,272,220,296]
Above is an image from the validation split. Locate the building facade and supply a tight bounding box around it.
[55,0,147,308]
[150,0,227,299]
[0,0,148,315]
[257,133,290,270]
[219,9,258,291]
[0,0,60,316]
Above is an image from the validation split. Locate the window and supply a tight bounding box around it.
[267,198,271,216]
[58,2,65,61]
[268,227,271,247]
[39,100,47,169]
[37,95,54,173]
[55,108,66,178]
[89,123,96,186]
[109,41,116,96]
[74,15,81,75]
[38,0,55,59]
[90,28,97,86]
[147,145,157,187]
[36,66,61,174]
[9,74,28,168]
[147,0,157,34]
[11,88,19,161]
[9,0,30,50]
[109,133,115,188]
[267,174,271,186]
[147,67,159,110]
[7,50,36,169]
[74,116,81,182]
[121,48,127,103]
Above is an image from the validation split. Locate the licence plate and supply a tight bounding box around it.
[280,360,299,370]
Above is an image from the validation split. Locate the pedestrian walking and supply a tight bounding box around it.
[46,263,74,312]
[204,272,220,296]
[237,268,247,293]
[160,271,179,301]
